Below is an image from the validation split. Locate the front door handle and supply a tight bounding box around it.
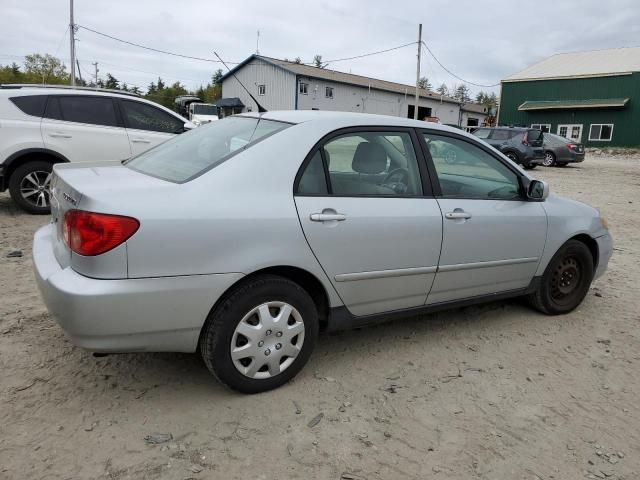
[310,213,346,222]
[445,210,472,220]
[49,132,72,138]
[131,138,151,144]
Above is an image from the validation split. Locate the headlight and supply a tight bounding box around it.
[600,217,609,230]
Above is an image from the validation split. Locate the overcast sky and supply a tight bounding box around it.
[1,0,639,96]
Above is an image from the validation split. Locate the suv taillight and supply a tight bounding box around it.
[522,132,530,146]
[63,210,139,256]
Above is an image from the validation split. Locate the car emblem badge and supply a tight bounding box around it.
[62,192,77,206]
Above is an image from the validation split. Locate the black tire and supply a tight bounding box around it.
[8,160,54,214]
[524,164,537,170]
[528,240,594,315]
[557,162,568,167]
[505,151,520,164]
[543,151,556,167]
[199,275,319,393]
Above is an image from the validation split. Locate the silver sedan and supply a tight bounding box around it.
[33,111,612,393]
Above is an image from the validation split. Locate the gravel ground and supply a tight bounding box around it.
[1,154,638,480]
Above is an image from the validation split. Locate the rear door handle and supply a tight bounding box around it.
[49,133,72,138]
[310,213,346,222]
[131,138,151,144]
[445,211,472,220]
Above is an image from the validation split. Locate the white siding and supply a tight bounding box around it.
[222,58,296,112]
[296,77,460,124]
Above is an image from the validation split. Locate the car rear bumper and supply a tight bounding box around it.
[33,224,244,353]
[594,233,613,280]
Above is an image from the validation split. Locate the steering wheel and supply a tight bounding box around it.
[382,168,410,194]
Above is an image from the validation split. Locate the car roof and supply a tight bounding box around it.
[238,110,466,133]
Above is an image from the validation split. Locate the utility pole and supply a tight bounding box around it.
[414,23,422,120]
[92,61,99,88]
[76,59,83,84]
[69,0,76,86]
[256,30,260,55]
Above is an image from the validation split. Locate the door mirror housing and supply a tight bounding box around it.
[183,121,196,131]
[527,179,549,201]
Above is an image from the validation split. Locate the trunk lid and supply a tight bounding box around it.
[50,161,172,278]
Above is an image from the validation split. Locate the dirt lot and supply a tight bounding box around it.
[1,154,638,480]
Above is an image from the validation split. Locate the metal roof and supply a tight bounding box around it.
[504,47,640,82]
[222,55,463,105]
[518,98,630,111]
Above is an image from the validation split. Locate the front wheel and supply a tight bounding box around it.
[8,160,53,214]
[505,152,519,164]
[528,240,594,315]
[199,275,319,393]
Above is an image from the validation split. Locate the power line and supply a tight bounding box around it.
[77,24,230,64]
[77,24,418,68]
[421,41,500,88]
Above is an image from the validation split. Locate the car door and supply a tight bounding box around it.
[118,99,186,156]
[294,128,443,316]
[419,131,547,304]
[41,95,131,162]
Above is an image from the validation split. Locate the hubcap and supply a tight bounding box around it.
[230,301,305,379]
[20,170,52,208]
[551,257,581,299]
[543,153,554,166]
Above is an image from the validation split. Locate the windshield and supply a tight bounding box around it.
[193,104,218,115]
[126,116,289,183]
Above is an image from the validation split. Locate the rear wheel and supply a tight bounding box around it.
[528,240,594,315]
[505,151,519,164]
[543,151,556,167]
[8,160,53,214]
[199,275,319,393]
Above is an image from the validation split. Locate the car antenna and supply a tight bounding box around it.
[214,52,267,113]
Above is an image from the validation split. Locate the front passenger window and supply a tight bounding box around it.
[423,133,521,200]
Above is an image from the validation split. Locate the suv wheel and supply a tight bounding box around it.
[199,275,319,393]
[528,240,594,315]
[505,151,520,164]
[9,161,54,214]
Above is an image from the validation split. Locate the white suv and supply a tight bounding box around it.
[0,85,193,213]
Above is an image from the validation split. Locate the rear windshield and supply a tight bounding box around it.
[126,116,289,183]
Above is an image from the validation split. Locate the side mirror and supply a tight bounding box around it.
[527,179,549,201]
[183,121,196,131]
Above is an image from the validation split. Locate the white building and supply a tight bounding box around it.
[220,55,487,127]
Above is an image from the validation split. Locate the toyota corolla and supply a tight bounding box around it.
[33,111,612,393]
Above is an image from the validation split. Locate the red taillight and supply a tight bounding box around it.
[63,210,140,256]
[522,132,529,146]
[567,143,578,151]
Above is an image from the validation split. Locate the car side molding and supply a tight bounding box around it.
[325,276,541,332]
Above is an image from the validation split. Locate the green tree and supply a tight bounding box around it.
[104,73,119,90]
[212,69,224,84]
[454,84,471,103]
[417,76,432,90]
[436,83,449,96]
[294,57,302,64]
[313,54,325,68]
[24,53,68,79]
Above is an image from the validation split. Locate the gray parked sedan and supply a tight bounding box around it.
[542,132,586,167]
[33,111,612,393]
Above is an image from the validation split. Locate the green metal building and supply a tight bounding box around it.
[498,47,640,147]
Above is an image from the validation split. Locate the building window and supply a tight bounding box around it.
[325,86,334,99]
[589,124,614,141]
[299,82,308,95]
[557,124,583,142]
[531,123,550,133]
[258,84,266,96]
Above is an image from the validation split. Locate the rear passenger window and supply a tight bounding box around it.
[296,131,423,196]
[120,100,184,134]
[56,96,118,127]
[473,128,491,139]
[10,95,47,117]
[490,130,514,141]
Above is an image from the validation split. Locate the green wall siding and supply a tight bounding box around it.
[499,73,640,146]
